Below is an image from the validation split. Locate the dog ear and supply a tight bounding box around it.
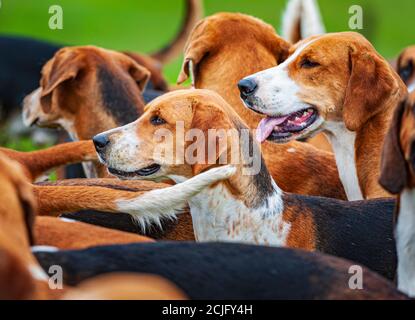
[343,45,402,131]
[379,99,408,194]
[189,102,234,175]
[128,62,151,92]
[270,34,291,64]
[41,49,84,97]
[177,21,212,86]
[40,49,85,113]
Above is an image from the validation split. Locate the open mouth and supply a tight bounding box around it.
[108,164,161,178]
[256,108,318,143]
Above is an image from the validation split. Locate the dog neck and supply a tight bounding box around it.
[396,189,415,297]
[324,121,363,201]
[168,140,289,244]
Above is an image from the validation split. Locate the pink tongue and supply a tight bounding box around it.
[256,116,289,143]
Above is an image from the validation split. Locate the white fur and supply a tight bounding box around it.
[300,0,325,38]
[244,38,319,116]
[408,81,415,93]
[396,189,415,297]
[28,264,49,281]
[22,88,42,127]
[99,122,143,172]
[58,217,77,223]
[31,245,60,253]
[170,173,290,246]
[324,121,363,201]
[116,165,237,230]
[281,0,325,43]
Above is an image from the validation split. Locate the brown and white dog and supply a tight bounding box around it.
[0,154,186,300]
[239,32,407,200]
[380,91,415,297]
[395,45,415,93]
[177,13,345,200]
[93,89,397,279]
[22,46,154,178]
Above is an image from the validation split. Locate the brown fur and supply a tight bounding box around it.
[33,180,195,241]
[395,45,415,87]
[62,273,186,300]
[0,154,186,300]
[380,92,415,194]
[37,46,148,140]
[0,140,97,181]
[35,216,154,250]
[177,13,345,199]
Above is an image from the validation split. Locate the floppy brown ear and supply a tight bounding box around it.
[177,38,211,86]
[128,62,151,92]
[379,99,408,194]
[40,49,85,113]
[270,34,291,64]
[343,46,401,131]
[189,102,233,175]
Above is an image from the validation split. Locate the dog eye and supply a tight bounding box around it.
[399,62,413,82]
[300,59,320,69]
[150,115,166,125]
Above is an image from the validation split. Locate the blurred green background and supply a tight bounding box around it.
[0,0,413,153]
[0,0,413,83]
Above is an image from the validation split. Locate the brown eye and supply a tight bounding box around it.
[300,59,320,69]
[150,115,166,125]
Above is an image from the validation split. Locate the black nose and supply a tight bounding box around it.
[93,134,110,153]
[238,78,257,97]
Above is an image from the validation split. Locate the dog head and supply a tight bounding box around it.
[93,89,250,180]
[23,46,151,140]
[239,32,406,143]
[396,45,415,93]
[380,92,415,194]
[177,12,290,88]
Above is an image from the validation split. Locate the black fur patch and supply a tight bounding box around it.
[97,66,140,125]
[284,194,397,280]
[232,117,274,208]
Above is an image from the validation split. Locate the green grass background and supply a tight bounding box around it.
[0,0,413,152]
[0,0,413,83]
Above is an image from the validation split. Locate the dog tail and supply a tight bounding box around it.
[116,165,236,230]
[151,0,203,64]
[281,0,325,44]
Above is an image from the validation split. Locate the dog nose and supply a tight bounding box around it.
[93,134,110,152]
[238,78,257,96]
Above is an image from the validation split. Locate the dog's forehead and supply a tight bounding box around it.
[292,33,363,56]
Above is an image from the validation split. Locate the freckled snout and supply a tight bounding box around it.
[93,133,111,161]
